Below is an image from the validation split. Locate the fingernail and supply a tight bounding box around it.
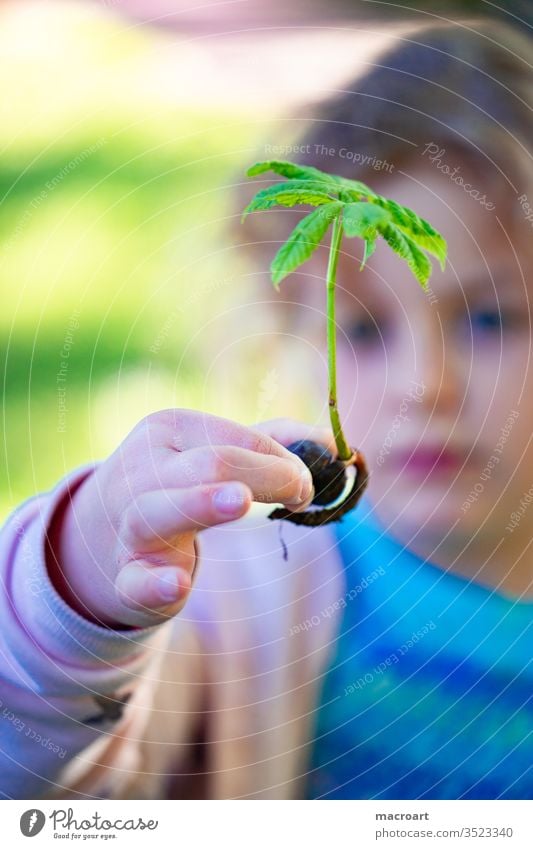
[298,467,314,502]
[213,484,247,515]
[155,570,181,604]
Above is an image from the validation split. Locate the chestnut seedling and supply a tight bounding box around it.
[242,159,447,525]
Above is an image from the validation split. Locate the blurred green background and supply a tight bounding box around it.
[7,0,449,521]
[0,2,294,520]
[2,1,525,521]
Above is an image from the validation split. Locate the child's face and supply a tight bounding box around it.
[305,160,532,549]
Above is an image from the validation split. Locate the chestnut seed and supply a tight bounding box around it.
[286,439,347,506]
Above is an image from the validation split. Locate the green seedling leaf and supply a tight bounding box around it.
[247,160,376,202]
[370,195,447,269]
[342,202,391,238]
[247,160,335,184]
[271,202,344,288]
[241,179,336,221]
[378,221,432,287]
[361,236,377,270]
[341,200,444,278]
[342,203,390,270]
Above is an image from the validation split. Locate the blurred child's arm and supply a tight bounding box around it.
[0,412,330,799]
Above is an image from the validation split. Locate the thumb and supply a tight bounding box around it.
[115,560,192,627]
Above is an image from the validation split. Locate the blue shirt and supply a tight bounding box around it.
[305,498,532,799]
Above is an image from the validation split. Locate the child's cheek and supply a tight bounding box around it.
[336,343,387,451]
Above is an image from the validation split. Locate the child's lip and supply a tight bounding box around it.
[391,445,465,474]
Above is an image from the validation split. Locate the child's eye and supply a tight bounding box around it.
[470,308,502,332]
[467,307,526,336]
[346,317,386,346]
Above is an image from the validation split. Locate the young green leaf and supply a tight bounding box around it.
[378,221,432,287]
[370,195,447,270]
[342,202,391,270]
[361,237,377,269]
[270,202,344,288]
[247,159,376,201]
[342,202,391,238]
[241,179,336,221]
[335,181,377,200]
[247,160,335,184]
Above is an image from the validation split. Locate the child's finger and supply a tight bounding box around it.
[119,482,253,557]
[146,408,309,466]
[251,417,338,458]
[166,445,312,509]
[115,560,192,622]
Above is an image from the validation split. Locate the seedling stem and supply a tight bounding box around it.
[326,214,352,460]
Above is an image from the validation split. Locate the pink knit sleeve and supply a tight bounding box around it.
[0,465,169,799]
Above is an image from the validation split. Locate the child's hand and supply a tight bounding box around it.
[49,410,336,629]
